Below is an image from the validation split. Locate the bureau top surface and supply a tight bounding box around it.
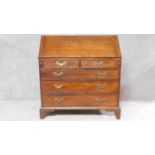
[39,36,121,58]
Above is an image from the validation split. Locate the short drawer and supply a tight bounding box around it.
[42,94,118,107]
[40,69,120,80]
[81,58,121,68]
[41,81,119,93]
[39,58,79,68]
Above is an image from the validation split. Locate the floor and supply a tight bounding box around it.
[0,100,155,121]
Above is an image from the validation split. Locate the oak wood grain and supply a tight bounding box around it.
[41,81,119,93]
[42,94,118,107]
[40,69,119,81]
[81,58,121,68]
[39,36,121,58]
[39,58,79,68]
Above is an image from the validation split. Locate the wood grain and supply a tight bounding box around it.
[81,58,121,68]
[39,36,121,58]
[41,81,119,93]
[39,58,79,68]
[40,69,119,81]
[42,94,118,107]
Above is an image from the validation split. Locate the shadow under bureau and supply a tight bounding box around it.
[39,36,122,119]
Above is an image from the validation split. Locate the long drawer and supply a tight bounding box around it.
[40,69,119,80]
[41,81,119,93]
[42,94,118,107]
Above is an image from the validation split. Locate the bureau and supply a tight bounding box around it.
[39,36,122,119]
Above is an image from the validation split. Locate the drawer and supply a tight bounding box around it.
[41,69,119,80]
[39,58,79,68]
[81,58,120,68]
[42,94,118,107]
[41,81,119,93]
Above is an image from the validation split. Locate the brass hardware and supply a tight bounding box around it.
[56,61,67,67]
[54,98,64,103]
[96,98,106,103]
[54,84,64,89]
[53,71,64,77]
[39,61,44,67]
[94,61,104,66]
[96,71,107,76]
[96,83,107,88]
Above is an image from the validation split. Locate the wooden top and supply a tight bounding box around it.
[39,35,121,58]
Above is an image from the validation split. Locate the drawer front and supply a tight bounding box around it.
[40,69,119,80]
[81,58,120,68]
[41,81,119,93]
[42,94,118,107]
[39,58,79,68]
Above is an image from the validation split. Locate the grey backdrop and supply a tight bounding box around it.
[0,34,155,101]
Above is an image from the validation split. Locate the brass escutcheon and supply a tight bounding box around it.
[96,71,107,76]
[96,98,106,103]
[56,61,67,67]
[53,71,64,77]
[94,61,104,66]
[54,98,64,103]
[54,84,64,89]
[96,83,107,88]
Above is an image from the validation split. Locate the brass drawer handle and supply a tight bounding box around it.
[56,61,67,67]
[94,61,104,66]
[96,71,107,76]
[53,71,64,77]
[96,83,107,88]
[54,84,64,89]
[54,97,64,103]
[96,98,106,103]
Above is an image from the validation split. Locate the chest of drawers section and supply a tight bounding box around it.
[39,57,121,119]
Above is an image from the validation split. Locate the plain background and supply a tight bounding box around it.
[0,0,155,155]
[0,34,155,101]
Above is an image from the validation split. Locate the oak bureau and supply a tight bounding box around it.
[39,35,122,119]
